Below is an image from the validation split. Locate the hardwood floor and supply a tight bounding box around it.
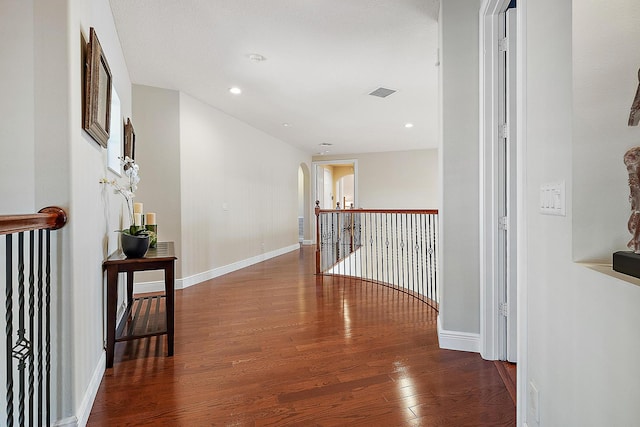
[88,246,515,426]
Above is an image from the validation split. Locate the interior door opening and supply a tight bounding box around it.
[498,3,518,364]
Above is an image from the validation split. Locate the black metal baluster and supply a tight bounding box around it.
[430,214,436,303]
[28,230,35,427]
[357,213,363,280]
[385,214,390,287]
[411,214,420,295]
[391,214,396,291]
[45,229,51,427]
[6,234,14,427]
[370,213,375,294]
[379,214,383,284]
[427,214,433,302]
[400,214,405,292]
[367,213,373,280]
[420,214,426,301]
[17,232,26,426]
[433,214,439,303]
[331,213,340,264]
[37,230,43,426]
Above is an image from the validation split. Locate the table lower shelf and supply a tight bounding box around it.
[116,295,167,342]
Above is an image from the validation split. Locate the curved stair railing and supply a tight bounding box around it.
[315,201,439,310]
[1,207,67,427]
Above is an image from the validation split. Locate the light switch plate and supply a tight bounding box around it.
[539,181,565,216]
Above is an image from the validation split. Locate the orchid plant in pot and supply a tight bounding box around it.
[100,156,151,257]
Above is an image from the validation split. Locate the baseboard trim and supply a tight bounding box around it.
[302,239,314,246]
[134,243,301,293]
[437,315,481,353]
[53,416,78,427]
[56,351,105,427]
[77,351,105,427]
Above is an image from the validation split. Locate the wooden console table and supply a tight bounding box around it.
[102,241,177,368]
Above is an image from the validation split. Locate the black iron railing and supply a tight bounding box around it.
[1,207,67,427]
[315,202,439,310]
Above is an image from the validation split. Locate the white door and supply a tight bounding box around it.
[316,165,325,209]
[323,168,333,209]
[498,7,518,363]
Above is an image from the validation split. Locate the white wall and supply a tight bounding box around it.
[522,0,640,425]
[572,2,640,262]
[179,92,308,277]
[439,0,481,335]
[132,85,182,280]
[2,0,133,423]
[0,1,36,213]
[133,86,311,284]
[70,0,134,423]
[314,149,439,209]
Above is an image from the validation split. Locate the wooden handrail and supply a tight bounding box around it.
[0,206,68,235]
[317,208,438,215]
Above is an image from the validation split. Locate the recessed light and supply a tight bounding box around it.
[283,123,290,127]
[247,53,267,62]
[405,123,414,128]
[319,143,333,147]
[229,87,242,95]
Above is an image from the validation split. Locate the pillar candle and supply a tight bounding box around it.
[146,212,157,225]
[134,213,142,226]
[133,202,143,214]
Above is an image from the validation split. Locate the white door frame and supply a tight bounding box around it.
[311,159,359,243]
[479,0,510,362]
[479,0,528,425]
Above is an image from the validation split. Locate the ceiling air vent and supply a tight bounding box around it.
[369,87,396,98]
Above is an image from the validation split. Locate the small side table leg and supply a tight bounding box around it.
[165,262,175,356]
[126,271,134,308]
[105,267,118,368]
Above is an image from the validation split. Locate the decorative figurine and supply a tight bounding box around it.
[624,147,640,252]
[628,68,640,126]
[624,70,640,252]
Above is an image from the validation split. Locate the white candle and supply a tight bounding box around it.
[134,213,142,226]
[133,202,143,214]
[146,212,156,225]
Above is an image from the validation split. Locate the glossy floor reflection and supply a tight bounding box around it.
[88,246,515,426]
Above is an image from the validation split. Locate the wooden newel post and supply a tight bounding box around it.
[315,200,321,274]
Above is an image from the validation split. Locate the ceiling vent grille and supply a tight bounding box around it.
[369,87,396,98]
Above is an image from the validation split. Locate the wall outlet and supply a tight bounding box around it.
[528,381,540,426]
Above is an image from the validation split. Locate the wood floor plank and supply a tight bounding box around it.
[88,246,515,426]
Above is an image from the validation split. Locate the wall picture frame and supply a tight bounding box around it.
[124,118,135,161]
[83,27,112,148]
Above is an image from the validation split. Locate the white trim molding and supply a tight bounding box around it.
[134,243,301,293]
[515,1,528,425]
[479,0,512,362]
[53,417,78,427]
[71,351,105,427]
[437,315,481,353]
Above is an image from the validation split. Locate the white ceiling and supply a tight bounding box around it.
[109,0,440,155]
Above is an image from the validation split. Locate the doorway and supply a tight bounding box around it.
[312,160,358,248]
[479,0,518,363]
[298,163,311,245]
[312,160,358,210]
[480,0,526,424]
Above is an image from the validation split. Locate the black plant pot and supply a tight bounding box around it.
[121,233,150,258]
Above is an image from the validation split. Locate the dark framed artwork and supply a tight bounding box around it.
[83,27,112,148]
[124,118,135,160]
